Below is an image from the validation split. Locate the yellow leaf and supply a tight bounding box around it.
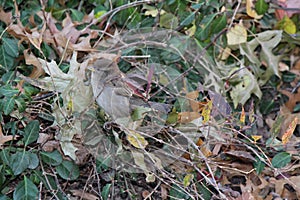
[183,173,194,187]
[276,16,296,34]
[251,135,262,143]
[240,106,245,124]
[127,130,148,149]
[246,0,263,19]
[202,100,212,123]
[282,117,298,144]
[226,22,247,46]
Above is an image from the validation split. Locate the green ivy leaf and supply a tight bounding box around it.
[27,152,39,169]
[56,160,79,180]
[272,152,291,168]
[70,8,84,21]
[3,97,15,115]
[13,176,38,200]
[10,151,29,175]
[40,150,63,166]
[195,13,217,41]
[101,184,111,200]
[180,12,195,26]
[253,157,265,174]
[255,0,269,15]
[0,85,19,98]
[23,120,40,146]
[160,13,179,29]
[2,38,19,58]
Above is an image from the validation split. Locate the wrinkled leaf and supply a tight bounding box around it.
[230,68,262,108]
[282,117,298,144]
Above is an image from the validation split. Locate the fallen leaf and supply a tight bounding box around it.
[226,22,247,46]
[127,130,148,149]
[183,174,194,187]
[0,124,18,146]
[282,117,298,144]
[202,100,212,123]
[240,106,245,124]
[70,190,99,200]
[246,0,263,19]
[275,0,300,19]
[251,135,262,143]
[178,112,201,123]
[276,15,297,34]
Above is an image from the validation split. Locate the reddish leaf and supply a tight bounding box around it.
[282,117,298,144]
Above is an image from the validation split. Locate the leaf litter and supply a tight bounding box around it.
[2,1,300,199]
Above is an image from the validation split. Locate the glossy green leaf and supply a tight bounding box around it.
[0,149,10,166]
[56,160,79,180]
[3,97,15,115]
[195,13,217,40]
[0,45,14,70]
[169,184,189,200]
[27,152,39,169]
[272,152,291,168]
[40,150,63,166]
[2,38,18,58]
[255,0,269,15]
[0,85,19,97]
[15,96,26,112]
[180,12,195,26]
[23,120,40,146]
[13,176,38,200]
[101,184,111,200]
[254,157,265,174]
[10,151,29,175]
[211,13,226,34]
[70,8,84,21]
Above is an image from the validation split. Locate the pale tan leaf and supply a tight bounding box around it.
[227,22,247,46]
[246,0,263,19]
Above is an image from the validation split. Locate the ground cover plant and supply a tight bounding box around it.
[1,0,300,199]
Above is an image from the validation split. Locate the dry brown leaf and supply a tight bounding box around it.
[269,176,300,199]
[0,8,13,25]
[0,124,18,146]
[24,49,44,78]
[282,117,298,144]
[225,150,256,163]
[279,87,300,112]
[178,111,201,123]
[275,0,300,19]
[70,190,99,200]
